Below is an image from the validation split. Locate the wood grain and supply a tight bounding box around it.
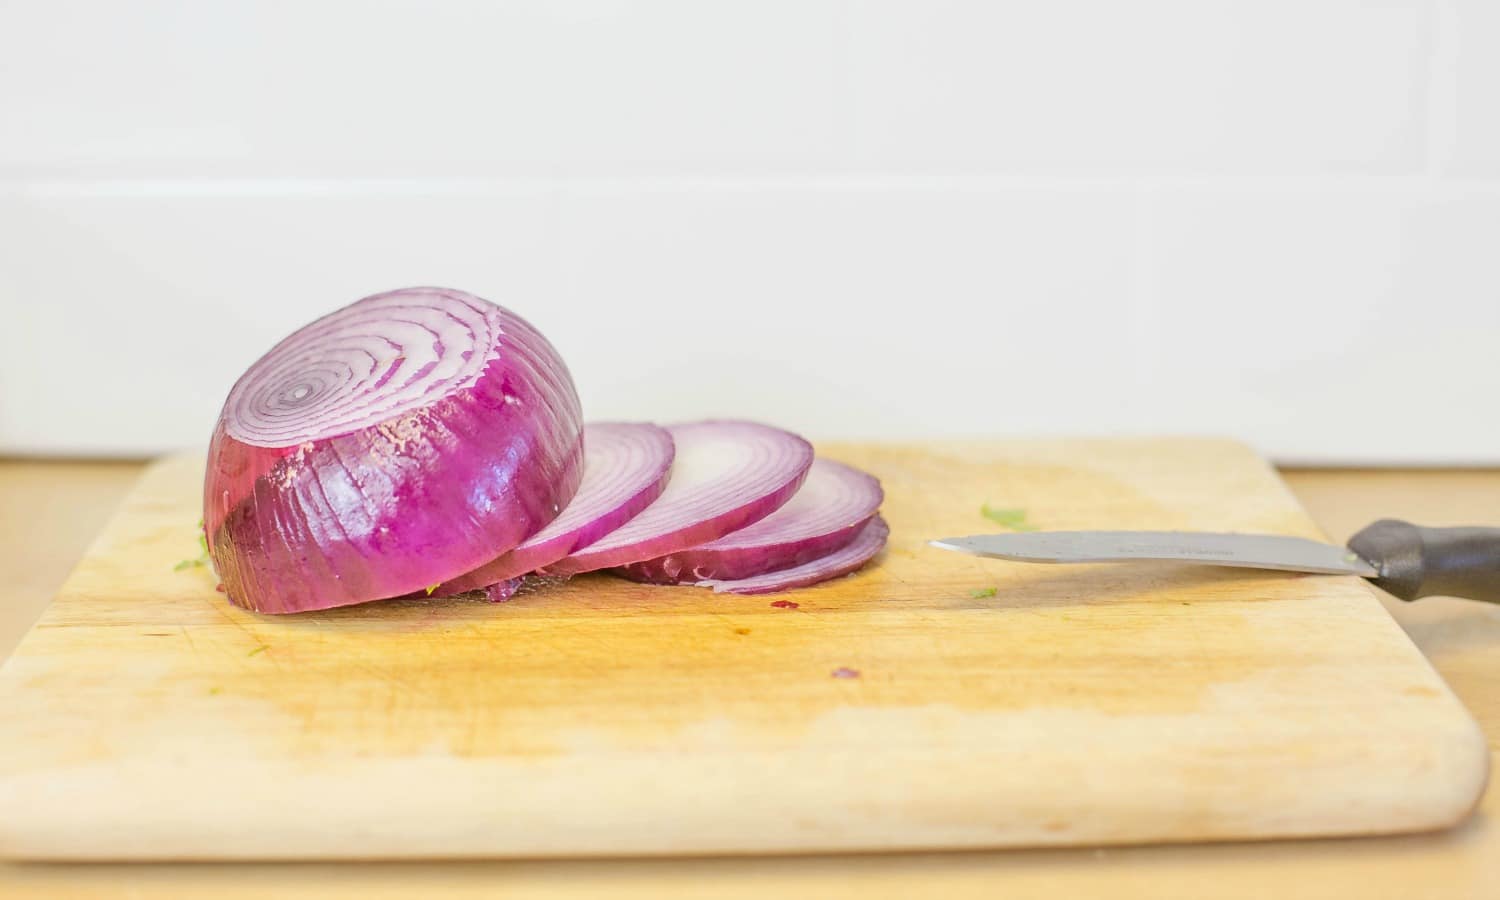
[0,460,141,661]
[0,440,1487,860]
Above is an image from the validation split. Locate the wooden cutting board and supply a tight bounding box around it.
[0,439,1486,860]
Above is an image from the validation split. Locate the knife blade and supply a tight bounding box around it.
[930,531,1377,576]
[930,519,1500,605]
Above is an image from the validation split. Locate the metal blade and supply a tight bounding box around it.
[929,531,1378,577]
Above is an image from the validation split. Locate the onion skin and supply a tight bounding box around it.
[541,421,814,577]
[616,459,882,584]
[437,422,675,594]
[699,516,890,595]
[204,287,583,615]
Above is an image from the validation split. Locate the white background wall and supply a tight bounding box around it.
[2,0,1498,463]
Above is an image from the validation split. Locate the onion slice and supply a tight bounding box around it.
[437,422,675,594]
[698,516,889,595]
[203,287,583,614]
[615,458,882,584]
[480,578,523,603]
[542,420,814,576]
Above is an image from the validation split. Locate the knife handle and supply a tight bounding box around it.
[1347,519,1500,605]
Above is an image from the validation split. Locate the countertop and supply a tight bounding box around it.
[1,460,1497,899]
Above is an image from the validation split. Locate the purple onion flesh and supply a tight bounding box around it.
[437,422,674,594]
[541,420,813,576]
[698,516,890,595]
[615,458,882,584]
[203,287,583,614]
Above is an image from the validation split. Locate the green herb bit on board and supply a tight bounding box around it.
[981,503,1037,531]
[174,518,213,571]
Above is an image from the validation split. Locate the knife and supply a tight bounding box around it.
[930,519,1500,605]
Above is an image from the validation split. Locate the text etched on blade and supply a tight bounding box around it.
[1116,544,1234,558]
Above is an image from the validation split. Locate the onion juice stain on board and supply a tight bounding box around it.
[57,445,1275,768]
[206,572,1255,764]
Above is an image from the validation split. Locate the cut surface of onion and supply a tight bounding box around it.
[438,422,675,594]
[698,516,889,595]
[542,420,814,576]
[203,287,583,615]
[615,458,882,584]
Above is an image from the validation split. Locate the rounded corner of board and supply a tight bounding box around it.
[1437,719,1492,828]
[1393,711,1492,835]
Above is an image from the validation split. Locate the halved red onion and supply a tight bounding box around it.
[615,458,882,584]
[541,420,814,576]
[203,287,583,614]
[436,422,675,594]
[697,516,889,595]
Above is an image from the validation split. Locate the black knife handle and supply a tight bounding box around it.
[1347,519,1500,605]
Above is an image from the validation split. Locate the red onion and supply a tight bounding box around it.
[542,420,814,576]
[203,287,583,614]
[436,422,675,594]
[615,458,882,584]
[480,578,523,603]
[698,516,890,595]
